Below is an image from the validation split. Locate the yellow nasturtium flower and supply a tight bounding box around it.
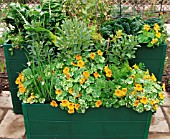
[155,32,161,38]
[97,50,103,56]
[134,84,143,92]
[63,67,70,74]
[151,38,158,45]
[116,30,122,38]
[143,24,150,31]
[68,109,75,114]
[80,78,86,84]
[55,90,62,95]
[151,73,157,82]
[90,53,96,60]
[134,100,140,107]
[140,96,148,105]
[133,64,139,69]
[77,60,85,68]
[68,102,75,109]
[154,23,160,32]
[61,100,69,107]
[75,104,80,110]
[162,83,166,91]
[83,71,90,79]
[159,92,165,99]
[68,88,73,95]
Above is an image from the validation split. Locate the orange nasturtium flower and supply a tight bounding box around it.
[77,60,85,68]
[50,100,58,107]
[95,100,102,107]
[134,100,140,107]
[134,84,143,92]
[55,90,62,95]
[75,104,80,110]
[66,74,71,80]
[151,38,158,45]
[143,24,150,31]
[15,77,21,84]
[93,71,99,78]
[140,96,148,105]
[68,109,75,114]
[18,84,26,93]
[97,50,103,56]
[75,54,82,60]
[121,88,127,96]
[114,89,123,97]
[63,67,70,74]
[61,100,69,107]
[89,53,96,60]
[83,71,90,79]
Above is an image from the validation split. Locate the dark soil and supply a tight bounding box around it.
[0,47,9,93]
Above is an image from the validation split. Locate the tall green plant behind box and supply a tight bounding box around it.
[129,43,167,81]
[3,43,28,114]
[22,104,152,139]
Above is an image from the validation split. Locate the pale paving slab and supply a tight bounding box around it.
[163,107,170,125]
[149,133,170,139]
[163,92,170,107]
[0,110,25,139]
[0,91,13,109]
[149,107,169,132]
[165,24,170,41]
[0,109,4,121]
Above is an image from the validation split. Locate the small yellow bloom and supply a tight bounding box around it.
[154,23,160,32]
[130,75,135,78]
[95,100,102,107]
[68,102,74,109]
[19,84,26,93]
[106,70,112,77]
[93,71,99,78]
[134,100,140,107]
[116,30,123,38]
[55,90,62,95]
[150,100,157,105]
[144,24,150,31]
[61,100,69,107]
[50,100,58,107]
[77,60,85,68]
[83,71,90,79]
[97,50,103,56]
[151,73,157,82]
[140,96,148,105]
[75,104,80,110]
[15,77,21,84]
[154,104,158,110]
[151,38,158,45]
[145,69,149,75]
[68,109,75,114]
[27,97,32,103]
[143,75,150,80]
[156,32,161,38]
[114,89,124,97]
[133,64,139,69]
[80,78,86,84]
[19,73,24,82]
[63,67,70,74]
[159,92,165,99]
[162,83,166,91]
[134,84,143,92]
[71,62,77,66]
[121,88,127,96]
[90,53,96,60]
[131,91,136,95]
[104,65,110,72]
[75,54,82,60]
[68,88,73,95]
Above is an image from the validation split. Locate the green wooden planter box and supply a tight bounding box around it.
[22,103,152,139]
[3,42,28,114]
[129,43,167,81]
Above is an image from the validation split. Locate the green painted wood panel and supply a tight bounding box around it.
[22,104,152,139]
[129,43,167,81]
[3,43,28,114]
